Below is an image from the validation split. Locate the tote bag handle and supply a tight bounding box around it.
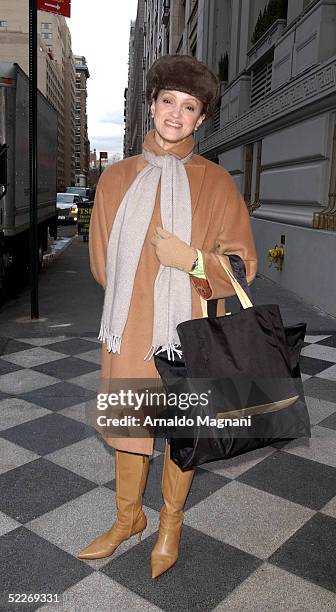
[200,254,253,317]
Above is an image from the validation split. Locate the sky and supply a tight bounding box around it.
[68,0,139,159]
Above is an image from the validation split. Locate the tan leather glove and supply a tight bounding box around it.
[150,226,197,273]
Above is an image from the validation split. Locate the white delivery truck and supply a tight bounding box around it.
[0,62,58,294]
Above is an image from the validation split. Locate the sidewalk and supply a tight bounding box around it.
[1,234,335,339]
[0,234,104,338]
[0,236,335,611]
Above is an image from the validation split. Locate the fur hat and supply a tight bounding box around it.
[146,54,219,119]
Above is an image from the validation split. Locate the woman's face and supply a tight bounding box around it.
[150,90,205,148]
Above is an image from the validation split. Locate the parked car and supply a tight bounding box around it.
[66,186,94,203]
[56,193,83,224]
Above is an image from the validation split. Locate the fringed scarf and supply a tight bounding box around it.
[98,130,194,361]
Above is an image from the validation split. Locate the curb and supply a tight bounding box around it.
[42,234,77,269]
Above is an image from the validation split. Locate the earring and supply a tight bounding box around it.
[194,127,198,132]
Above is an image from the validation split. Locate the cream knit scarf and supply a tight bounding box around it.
[98,144,194,361]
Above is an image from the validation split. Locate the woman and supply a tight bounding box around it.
[78,55,257,578]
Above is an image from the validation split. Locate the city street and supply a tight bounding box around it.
[0,237,335,611]
[1,0,336,609]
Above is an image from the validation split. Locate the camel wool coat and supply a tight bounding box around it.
[89,130,258,456]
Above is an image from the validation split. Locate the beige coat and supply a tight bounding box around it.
[89,130,258,455]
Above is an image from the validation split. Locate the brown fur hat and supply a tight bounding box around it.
[146,54,219,119]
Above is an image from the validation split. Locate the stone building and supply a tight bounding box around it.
[125,0,336,314]
[124,20,135,158]
[60,20,76,188]
[124,0,145,157]
[0,1,77,190]
[74,55,90,186]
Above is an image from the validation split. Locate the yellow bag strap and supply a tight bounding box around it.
[199,255,253,318]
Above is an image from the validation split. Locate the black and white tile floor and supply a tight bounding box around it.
[0,333,336,611]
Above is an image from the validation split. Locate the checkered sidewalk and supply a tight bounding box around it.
[0,333,336,611]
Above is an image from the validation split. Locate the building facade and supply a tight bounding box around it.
[0,1,76,190]
[125,0,336,315]
[39,12,67,190]
[60,20,76,188]
[197,0,336,316]
[124,0,145,157]
[74,55,90,186]
[124,20,135,158]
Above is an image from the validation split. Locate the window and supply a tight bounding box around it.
[42,32,53,40]
[0,21,8,27]
[250,60,273,107]
[41,22,51,29]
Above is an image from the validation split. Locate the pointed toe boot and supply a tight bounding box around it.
[78,450,149,560]
[151,441,194,578]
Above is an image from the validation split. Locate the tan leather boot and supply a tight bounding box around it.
[78,450,149,559]
[151,441,194,578]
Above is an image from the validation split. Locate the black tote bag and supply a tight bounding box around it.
[154,255,311,470]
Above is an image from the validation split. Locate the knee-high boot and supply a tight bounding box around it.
[151,441,194,578]
[78,450,149,559]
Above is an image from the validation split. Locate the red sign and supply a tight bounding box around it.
[37,0,71,18]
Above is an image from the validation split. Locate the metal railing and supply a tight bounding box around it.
[250,61,273,108]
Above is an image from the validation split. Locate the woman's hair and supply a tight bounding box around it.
[146,54,220,119]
